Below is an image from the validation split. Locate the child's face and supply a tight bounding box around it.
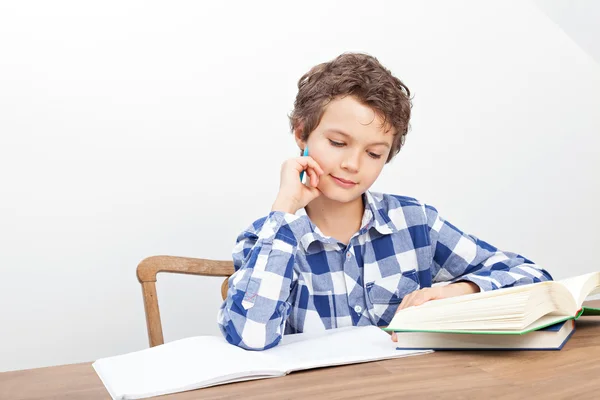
[298,96,394,204]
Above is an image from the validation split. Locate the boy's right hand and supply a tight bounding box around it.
[271,156,325,214]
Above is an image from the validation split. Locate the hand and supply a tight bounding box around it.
[271,155,325,214]
[390,282,479,342]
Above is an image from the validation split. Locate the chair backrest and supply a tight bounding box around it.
[136,255,234,347]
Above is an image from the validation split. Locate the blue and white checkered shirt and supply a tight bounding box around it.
[217,191,552,350]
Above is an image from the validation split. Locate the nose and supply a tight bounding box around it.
[340,149,360,173]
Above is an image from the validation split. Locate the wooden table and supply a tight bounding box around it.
[2,312,599,399]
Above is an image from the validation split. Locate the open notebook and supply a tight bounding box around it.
[93,326,431,400]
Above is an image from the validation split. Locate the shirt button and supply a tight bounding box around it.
[346,252,352,259]
[354,305,362,313]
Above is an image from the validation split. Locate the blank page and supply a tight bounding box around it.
[261,325,430,372]
[93,336,279,400]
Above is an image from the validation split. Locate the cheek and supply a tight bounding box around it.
[358,162,385,184]
[307,146,334,173]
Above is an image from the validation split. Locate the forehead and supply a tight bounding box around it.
[318,96,394,142]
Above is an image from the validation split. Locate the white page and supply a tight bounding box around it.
[93,336,279,400]
[558,272,600,306]
[261,325,431,372]
[93,327,431,400]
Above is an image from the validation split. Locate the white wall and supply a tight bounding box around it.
[1,0,599,372]
[535,0,600,65]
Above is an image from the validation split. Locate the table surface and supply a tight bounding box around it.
[2,303,599,400]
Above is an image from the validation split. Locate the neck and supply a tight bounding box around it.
[305,193,365,243]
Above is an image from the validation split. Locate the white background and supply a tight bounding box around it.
[1,0,599,372]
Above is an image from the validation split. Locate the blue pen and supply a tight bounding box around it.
[299,146,309,182]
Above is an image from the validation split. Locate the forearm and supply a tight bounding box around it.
[444,281,480,296]
[426,204,553,292]
[219,211,307,350]
[458,260,552,291]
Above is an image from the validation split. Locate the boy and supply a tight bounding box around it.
[218,52,552,350]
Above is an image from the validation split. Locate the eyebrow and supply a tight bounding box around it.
[325,129,391,148]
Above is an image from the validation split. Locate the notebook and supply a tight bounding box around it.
[93,325,431,400]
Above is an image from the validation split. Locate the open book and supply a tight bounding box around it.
[92,326,430,400]
[384,271,600,334]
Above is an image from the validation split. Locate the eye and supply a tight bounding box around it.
[328,139,345,147]
[368,152,382,159]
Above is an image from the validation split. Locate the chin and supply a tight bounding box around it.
[319,184,364,204]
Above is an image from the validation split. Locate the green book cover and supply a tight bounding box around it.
[581,306,600,316]
[382,306,600,335]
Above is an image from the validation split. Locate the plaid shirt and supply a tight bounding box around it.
[217,191,552,350]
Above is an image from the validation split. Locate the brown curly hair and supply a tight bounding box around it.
[289,52,412,163]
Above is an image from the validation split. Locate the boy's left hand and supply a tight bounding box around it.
[390,282,479,342]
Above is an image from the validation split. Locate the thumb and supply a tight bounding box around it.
[303,173,322,200]
[305,186,322,202]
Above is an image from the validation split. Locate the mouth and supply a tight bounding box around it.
[331,175,357,187]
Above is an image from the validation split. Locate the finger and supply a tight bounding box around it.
[398,292,416,311]
[429,287,443,300]
[403,299,415,309]
[303,157,325,175]
[391,332,397,342]
[396,297,409,313]
[306,186,322,201]
[309,169,318,187]
[395,302,403,313]
[396,299,406,312]
[403,293,425,310]
[305,169,312,187]
[412,296,427,307]
[413,291,436,307]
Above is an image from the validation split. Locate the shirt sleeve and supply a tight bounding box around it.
[217,211,308,350]
[424,204,553,291]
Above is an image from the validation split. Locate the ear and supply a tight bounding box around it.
[293,122,305,151]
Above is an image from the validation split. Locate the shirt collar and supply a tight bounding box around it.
[295,190,398,253]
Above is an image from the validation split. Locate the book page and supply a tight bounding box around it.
[93,336,280,400]
[409,281,539,307]
[258,325,429,373]
[558,272,600,307]
[387,289,536,330]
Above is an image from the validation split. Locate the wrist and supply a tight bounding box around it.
[450,281,480,296]
[271,197,298,214]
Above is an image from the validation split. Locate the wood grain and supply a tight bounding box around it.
[136,256,234,347]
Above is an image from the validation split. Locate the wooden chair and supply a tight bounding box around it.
[136,255,235,347]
